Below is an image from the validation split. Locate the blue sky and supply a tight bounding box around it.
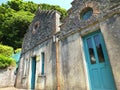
[0,0,73,10]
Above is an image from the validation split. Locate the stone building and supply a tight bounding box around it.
[15,0,120,90]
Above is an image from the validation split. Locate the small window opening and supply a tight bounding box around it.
[34,23,39,30]
[81,7,93,20]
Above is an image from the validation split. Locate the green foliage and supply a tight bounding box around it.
[0,54,16,69]
[7,0,23,11]
[15,48,21,53]
[39,3,67,19]
[6,0,38,13]
[0,0,67,49]
[0,44,16,69]
[0,44,14,57]
[21,1,38,13]
[0,8,34,49]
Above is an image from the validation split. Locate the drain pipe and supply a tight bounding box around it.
[54,35,60,90]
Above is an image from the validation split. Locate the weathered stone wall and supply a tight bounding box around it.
[59,0,120,90]
[22,10,59,54]
[0,67,16,88]
[59,33,86,90]
[15,10,60,90]
[100,13,120,90]
[71,0,120,11]
[16,39,57,90]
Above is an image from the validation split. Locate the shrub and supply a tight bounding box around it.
[15,48,21,53]
[0,44,14,57]
[0,54,16,69]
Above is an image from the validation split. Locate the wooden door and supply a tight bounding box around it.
[31,57,36,89]
[83,31,116,90]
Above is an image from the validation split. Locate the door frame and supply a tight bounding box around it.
[30,56,36,89]
[82,30,116,90]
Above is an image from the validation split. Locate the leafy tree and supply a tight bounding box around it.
[21,1,38,13]
[0,54,16,69]
[39,3,67,18]
[0,44,14,57]
[0,7,34,49]
[0,0,67,49]
[0,44,16,69]
[7,0,23,11]
[15,48,21,53]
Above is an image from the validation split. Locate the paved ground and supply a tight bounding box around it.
[0,87,26,90]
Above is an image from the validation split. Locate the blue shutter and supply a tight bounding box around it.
[41,53,44,75]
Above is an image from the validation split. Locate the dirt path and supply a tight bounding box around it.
[0,87,26,90]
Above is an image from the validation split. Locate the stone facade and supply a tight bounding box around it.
[15,0,120,90]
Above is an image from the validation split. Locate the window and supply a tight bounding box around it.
[94,35,105,63]
[85,32,105,65]
[23,59,29,76]
[34,22,40,30]
[32,21,40,34]
[87,38,96,64]
[41,52,45,75]
[81,7,93,20]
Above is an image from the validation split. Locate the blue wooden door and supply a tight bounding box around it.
[83,31,116,90]
[31,57,36,89]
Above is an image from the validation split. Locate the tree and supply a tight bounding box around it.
[0,0,67,49]
[0,7,34,49]
[0,44,16,69]
[39,3,67,18]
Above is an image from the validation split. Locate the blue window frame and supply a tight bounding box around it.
[81,7,93,20]
[41,52,45,75]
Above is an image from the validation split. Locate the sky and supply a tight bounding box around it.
[0,0,73,10]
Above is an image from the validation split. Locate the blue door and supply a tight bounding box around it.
[31,57,36,89]
[83,31,116,90]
